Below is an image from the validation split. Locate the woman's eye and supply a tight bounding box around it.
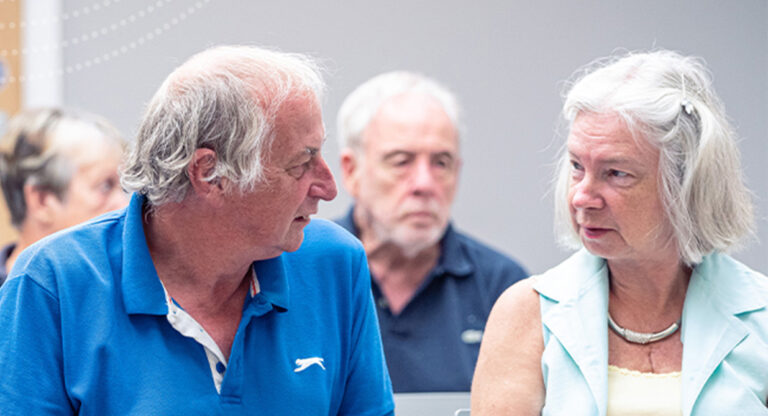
[97,179,116,193]
[609,169,629,178]
[570,161,584,178]
[570,160,583,171]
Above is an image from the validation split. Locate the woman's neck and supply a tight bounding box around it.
[608,256,692,328]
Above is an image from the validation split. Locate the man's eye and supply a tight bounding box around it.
[389,157,410,167]
[433,156,453,169]
[384,159,408,169]
[286,161,311,179]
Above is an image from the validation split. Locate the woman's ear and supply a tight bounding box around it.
[23,184,60,228]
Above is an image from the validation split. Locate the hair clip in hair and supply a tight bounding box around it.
[681,99,694,115]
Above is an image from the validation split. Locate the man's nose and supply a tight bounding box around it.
[309,157,337,201]
[409,159,438,196]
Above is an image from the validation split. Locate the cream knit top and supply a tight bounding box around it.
[606,365,682,416]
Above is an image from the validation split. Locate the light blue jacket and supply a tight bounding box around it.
[533,250,768,415]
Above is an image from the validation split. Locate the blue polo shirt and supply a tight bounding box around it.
[0,194,394,415]
[335,208,528,392]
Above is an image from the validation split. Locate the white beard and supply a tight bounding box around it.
[369,214,446,259]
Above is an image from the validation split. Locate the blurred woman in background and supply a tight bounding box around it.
[0,108,127,284]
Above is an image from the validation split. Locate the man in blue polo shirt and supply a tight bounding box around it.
[335,71,528,392]
[0,45,394,415]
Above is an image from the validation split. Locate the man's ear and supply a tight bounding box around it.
[23,184,59,228]
[187,148,221,196]
[340,148,360,198]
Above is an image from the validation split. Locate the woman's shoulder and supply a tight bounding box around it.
[531,249,607,302]
[472,277,545,414]
[695,252,768,305]
[493,277,540,319]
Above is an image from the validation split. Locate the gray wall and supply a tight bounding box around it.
[62,0,768,274]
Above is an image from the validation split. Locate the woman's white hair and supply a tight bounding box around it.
[554,49,755,265]
[120,45,325,207]
[336,71,461,152]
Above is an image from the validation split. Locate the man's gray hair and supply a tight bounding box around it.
[121,45,325,207]
[336,71,461,152]
[0,108,124,228]
[554,49,755,265]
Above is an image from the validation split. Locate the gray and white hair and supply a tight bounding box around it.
[0,108,124,228]
[120,45,325,207]
[336,71,461,152]
[554,49,755,265]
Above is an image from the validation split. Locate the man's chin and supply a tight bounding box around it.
[391,229,444,258]
[277,232,305,254]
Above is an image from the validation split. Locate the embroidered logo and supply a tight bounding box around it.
[294,357,326,372]
[461,329,483,344]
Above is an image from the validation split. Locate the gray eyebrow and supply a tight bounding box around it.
[304,147,320,158]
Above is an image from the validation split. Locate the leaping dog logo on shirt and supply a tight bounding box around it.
[294,357,326,372]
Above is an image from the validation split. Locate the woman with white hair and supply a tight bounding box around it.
[472,50,768,415]
[0,108,127,285]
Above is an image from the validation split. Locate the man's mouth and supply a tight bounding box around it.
[403,211,436,219]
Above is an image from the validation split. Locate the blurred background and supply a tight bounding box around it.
[1,0,765,274]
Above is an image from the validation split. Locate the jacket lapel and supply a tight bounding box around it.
[680,253,768,415]
[537,250,610,415]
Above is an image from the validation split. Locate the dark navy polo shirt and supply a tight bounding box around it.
[335,208,528,392]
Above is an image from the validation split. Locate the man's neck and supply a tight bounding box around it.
[364,239,441,315]
[143,202,254,312]
[143,201,257,361]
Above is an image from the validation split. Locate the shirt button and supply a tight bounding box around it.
[216,362,226,374]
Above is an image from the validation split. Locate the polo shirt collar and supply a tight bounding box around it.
[338,206,474,279]
[121,193,167,315]
[251,255,290,312]
[120,193,291,315]
[436,224,474,278]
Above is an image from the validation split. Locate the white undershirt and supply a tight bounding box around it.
[161,271,260,393]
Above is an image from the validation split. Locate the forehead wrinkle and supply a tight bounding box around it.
[569,114,658,164]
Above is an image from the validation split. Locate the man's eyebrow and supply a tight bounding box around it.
[432,151,456,158]
[289,147,319,163]
[382,150,413,159]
